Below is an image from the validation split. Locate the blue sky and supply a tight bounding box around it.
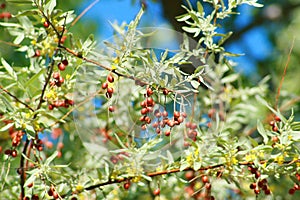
[77,0,272,75]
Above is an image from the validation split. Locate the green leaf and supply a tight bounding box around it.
[221,74,239,83]
[1,58,17,80]
[44,0,57,14]
[24,68,46,88]
[257,120,268,144]
[0,123,14,132]
[45,151,58,166]
[197,1,203,13]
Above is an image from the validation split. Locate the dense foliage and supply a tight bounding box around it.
[1,0,300,199]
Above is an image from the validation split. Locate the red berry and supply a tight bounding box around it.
[58,62,66,71]
[107,74,114,83]
[108,106,115,112]
[146,97,154,106]
[107,87,114,94]
[43,21,49,28]
[264,189,271,195]
[163,88,169,95]
[173,111,180,118]
[274,116,281,122]
[4,149,11,155]
[34,50,41,57]
[153,188,160,196]
[250,183,256,189]
[289,188,295,195]
[202,175,209,183]
[11,149,17,157]
[190,123,197,130]
[0,12,11,19]
[272,126,278,132]
[67,99,74,106]
[205,183,211,190]
[58,77,64,83]
[124,182,130,190]
[255,171,261,179]
[254,188,260,194]
[141,108,148,115]
[0,3,6,9]
[102,82,108,89]
[272,136,279,143]
[162,110,168,117]
[147,87,153,96]
[52,72,60,79]
[185,171,194,180]
[27,182,33,188]
[165,130,171,136]
[62,59,68,66]
[155,127,161,134]
[269,120,275,127]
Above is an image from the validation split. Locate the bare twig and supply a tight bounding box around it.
[71,0,100,27]
[0,86,34,112]
[275,38,295,110]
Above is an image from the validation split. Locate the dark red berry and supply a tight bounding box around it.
[52,72,60,79]
[165,130,171,136]
[62,59,68,66]
[11,149,17,157]
[274,116,281,122]
[34,50,41,57]
[250,183,256,189]
[289,188,295,195]
[58,76,64,83]
[254,188,260,194]
[107,74,114,83]
[173,111,180,118]
[43,21,49,28]
[4,149,11,155]
[102,82,108,89]
[147,87,153,96]
[108,106,115,112]
[107,87,114,94]
[163,88,169,95]
[124,182,130,190]
[272,126,278,132]
[202,175,209,183]
[141,108,148,115]
[58,62,66,71]
[0,3,6,9]
[153,188,160,196]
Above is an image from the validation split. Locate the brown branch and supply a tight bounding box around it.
[71,0,99,27]
[0,85,34,112]
[275,38,294,110]
[84,159,300,191]
[19,139,30,199]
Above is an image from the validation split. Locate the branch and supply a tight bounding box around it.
[83,159,300,191]
[0,85,34,112]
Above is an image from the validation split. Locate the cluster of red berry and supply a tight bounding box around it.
[269,115,281,132]
[48,99,74,110]
[184,172,215,200]
[110,152,130,164]
[248,166,271,195]
[47,185,59,199]
[288,173,300,195]
[140,87,155,130]
[0,3,11,19]
[50,72,64,87]
[4,130,25,157]
[185,121,198,143]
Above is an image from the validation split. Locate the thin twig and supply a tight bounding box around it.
[0,86,34,112]
[275,38,295,110]
[71,0,100,27]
